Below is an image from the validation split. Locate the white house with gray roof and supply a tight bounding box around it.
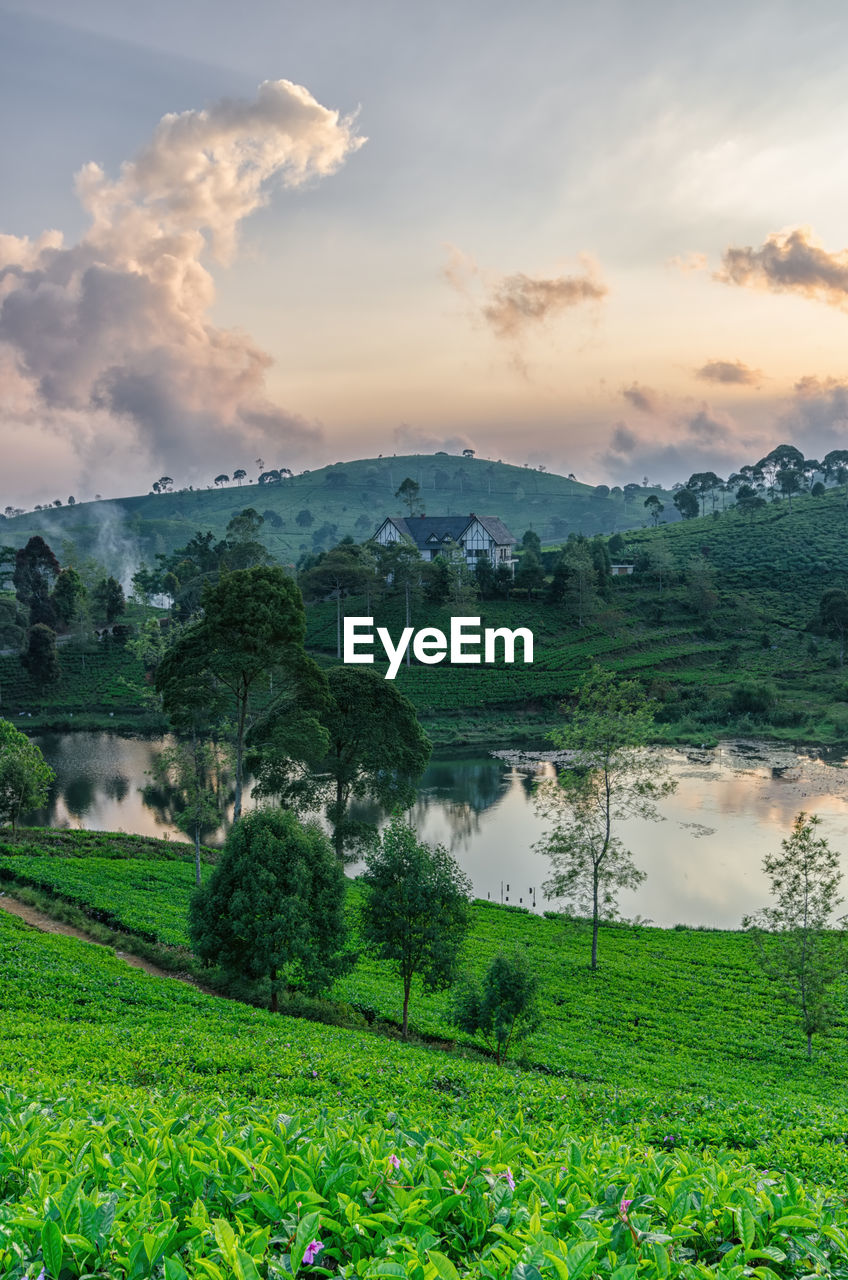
[373,513,517,571]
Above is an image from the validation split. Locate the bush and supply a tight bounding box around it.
[189,808,354,1009]
[452,950,541,1065]
[729,681,776,717]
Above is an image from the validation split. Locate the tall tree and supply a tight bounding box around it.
[395,477,423,515]
[93,576,126,624]
[299,544,373,659]
[189,809,353,1010]
[534,666,676,970]
[672,488,699,520]
[817,588,848,666]
[360,817,471,1039]
[644,494,664,526]
[156,567,309,820]
[22,624,61,688]
[743,813,846,1058]
[14,536,60,627]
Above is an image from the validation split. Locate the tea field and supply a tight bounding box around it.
[5,903,848,1280]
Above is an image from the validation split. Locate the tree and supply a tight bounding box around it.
[686,555,718,617]
[147,738,228,885]
[561,541,598,625]
[0,718,54,834]
[672,488,699,520]
[735,484,766,521]
[534,666,676,970]
[299,544,373,659]
[14,536,60,627]
[743,813,846,1057]
[644,495,664,526]
[189,809,353,1010]
[360,817,471,1039]
[214,473,229,487]
[817,588,848,665]
[51,567,86,627]
[252,665,430,860]
[233,468,247,486]
[521,529,542,555]
[22,624,61,687]
[515,549,544,602]
[395,477,422,515]
[776,466,801,510]
[93,576,126,624]
[156,567,309,820]
[452,950,540,1065]
[296,509,314,528]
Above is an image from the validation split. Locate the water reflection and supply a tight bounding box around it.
[23,733,848,929]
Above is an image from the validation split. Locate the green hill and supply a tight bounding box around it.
[1,453,666,570]
[3,830,848,1276]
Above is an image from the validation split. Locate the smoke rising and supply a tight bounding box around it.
[0,79,364,496]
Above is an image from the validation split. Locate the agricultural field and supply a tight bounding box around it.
[4,863,848,1278]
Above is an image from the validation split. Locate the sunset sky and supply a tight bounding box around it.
[4,0,848,506]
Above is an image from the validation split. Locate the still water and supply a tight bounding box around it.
[23,733,848,929]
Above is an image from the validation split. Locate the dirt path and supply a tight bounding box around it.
[0,893,213,990]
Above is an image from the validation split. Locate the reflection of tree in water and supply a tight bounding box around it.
[64,775,96,818]
[412,759,508,846]
[141,752,236,843]
[104,774,130,802]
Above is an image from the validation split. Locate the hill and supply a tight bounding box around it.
[3,829,848,1276]
[1,452,668,573]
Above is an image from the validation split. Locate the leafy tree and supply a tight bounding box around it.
[521,529,542,555]
[560,542,598,625]
[299,544,373,658]
[672,488,700,520]
[777,466,801,510]
[686,555,718,617]
[296,509,314,528]
[147,738,229,885]
[636,542,674,592]
[395,477,422,515]
[735,484,767,521]
[474,553,496,600]
[51,567,86,627]
[644,495,664,526]
[189,809,353,1010]
[360,817,471,1039]
[515,549,544,602]
[223,508,270,571]
[214,474,229,487]
[14,536,60,627]
[233,468,247,486]
[22,624,61,687]
[156,567,309,819]
[375,539,423,660]
[817,588,848,665]
[452,949,540,1065]
[252,665,430,860]
[534,666,676,970]
[0,718,54,834]
[743,813,846,1058]
[93,576,126,624]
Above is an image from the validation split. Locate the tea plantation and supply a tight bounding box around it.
[4,829,848,1278]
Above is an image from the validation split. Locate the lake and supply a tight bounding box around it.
[22,732,848,929]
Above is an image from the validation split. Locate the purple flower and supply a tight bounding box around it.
[504,1167,515,1190]
[619,1198,633,1217]
[389,1154,400,1169]
[303,1240,324,1265]
[312,1070,318,1078]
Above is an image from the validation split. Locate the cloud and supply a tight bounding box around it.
[668,251,708,274]
[599,398,754,485]
[0,79,364,494]
[717,227,848,306]
[776,375,848,454]
[695,359,760,386]
[443,245,607,342]
[621,382,661,413]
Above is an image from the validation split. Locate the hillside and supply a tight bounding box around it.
[3,830,848,1277]
[1,452,669,571]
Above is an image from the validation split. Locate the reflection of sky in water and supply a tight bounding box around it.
[27,734,848,929]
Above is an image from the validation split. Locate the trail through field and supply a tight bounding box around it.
[0,893,214,990]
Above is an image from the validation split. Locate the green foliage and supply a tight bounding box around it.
[452,949,540,1064]
[0,720,54,835]
[360,817,471,1037]
[189,808,353,1007]
[92,576,126,624]
[536,667,676,969]
[21,624,60,688]
[744,813,847,1057]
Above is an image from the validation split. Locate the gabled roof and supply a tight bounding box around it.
[375,514,516,550]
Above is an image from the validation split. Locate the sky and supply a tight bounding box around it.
[4,0,848,506]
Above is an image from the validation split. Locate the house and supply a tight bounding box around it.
[610,563,635,576]
[373,513,517,571]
